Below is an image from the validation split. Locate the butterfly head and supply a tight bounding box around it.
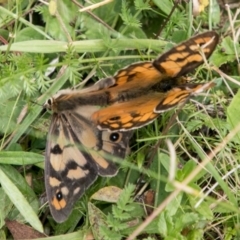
[44,98,54,110]
[44,97,62,113]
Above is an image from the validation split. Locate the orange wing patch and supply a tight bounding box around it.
[112,62,162,87]
[92,94,160,131]
[155,82,215,112]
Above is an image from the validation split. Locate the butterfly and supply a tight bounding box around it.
[44,96,132,222]
[50,31,218,132]
[44,31,218,222]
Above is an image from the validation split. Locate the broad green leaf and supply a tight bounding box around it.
[0,39,166,53]
[15,27,45,42]
[0,167,43,233]
[0,151,43,165]
[188,195,213,220]
[88,202,107,240]
[158,212,168,236]
[153,0,173,15]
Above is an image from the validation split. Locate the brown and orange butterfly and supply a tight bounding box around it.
[45,31,218,222]
[52,31,218,131]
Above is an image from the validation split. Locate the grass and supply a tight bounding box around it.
[0,0,240,239]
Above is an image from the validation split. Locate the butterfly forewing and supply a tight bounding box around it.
[153,31,219,78]
[111,62,162,88]
[45,105,132,222]
[45,113,98,222]
[107,31,218,96]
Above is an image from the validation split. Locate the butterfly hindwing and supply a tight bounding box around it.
[92,82,214,131]
[45,105,132,222]
[92,94,160,131]
[93,130,132,176]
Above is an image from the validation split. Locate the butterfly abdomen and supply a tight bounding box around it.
[151,77,188,92]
